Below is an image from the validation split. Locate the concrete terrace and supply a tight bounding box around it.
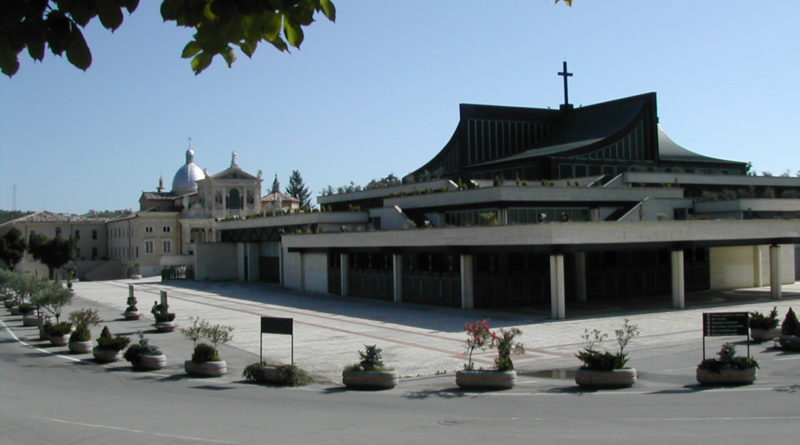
[55,278,800,384]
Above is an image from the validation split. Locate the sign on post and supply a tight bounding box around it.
[260,316,294,366]
[128,284,134,299]
[160,290,168,307]
[702,312,750,359]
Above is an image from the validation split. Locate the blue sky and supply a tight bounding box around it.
[1,1,798,214]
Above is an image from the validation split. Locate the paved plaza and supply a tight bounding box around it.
[16,278,786,385]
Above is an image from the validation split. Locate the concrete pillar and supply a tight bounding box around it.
[340,253,349,297]
[671,250,685,309]
[590,208,600,222]
[498,208,508,225]
[392,254,403,304]
[770,244,782,299]
[299,252,305,291]
[549,254,565,319]
[460,254,474,310]
[575,251,587,303]
[753,245,763,287]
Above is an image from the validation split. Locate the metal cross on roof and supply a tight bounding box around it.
[558,61,573,108]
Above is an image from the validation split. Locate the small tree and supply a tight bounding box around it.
[31,280,73,323]
[0,228,27,270]
[28,234,75,279]
[286,170,312,210]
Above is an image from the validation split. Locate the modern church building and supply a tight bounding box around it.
[207,87,800,319]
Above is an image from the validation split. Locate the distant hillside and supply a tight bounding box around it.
[0,210,34,224]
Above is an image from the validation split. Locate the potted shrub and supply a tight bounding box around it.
[778,307,800,351]
[67,308,102,353]
[93,326,131,362]
[123,294,141,320]
[18,303,39,326]
[30,280,72,325]
[47,322,73,346]
[151,301,176,332]
[697,343,758,385]
[181,317,233,377]
[455,319,524,390]
[342,345,399,390]
[242,362,314,386]
[39,317,53,341]
[124,332,166,371]
[749,307,780,343]
[574,319,640,389]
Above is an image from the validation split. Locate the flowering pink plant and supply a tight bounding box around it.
[463,319,497,371]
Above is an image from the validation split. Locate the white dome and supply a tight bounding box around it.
[172,148,206,194]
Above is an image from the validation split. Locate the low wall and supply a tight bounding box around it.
[710,244,795,290]
[195,243,238,281]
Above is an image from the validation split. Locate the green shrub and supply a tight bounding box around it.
[126,295,138,312]
[357,345,386,372]
[95,326,130,351]
[46,322,72,336]
[242,362,314,386]
[191,343,220,363]
[68,308,101,329]
[698,343,759,372]
[782,308,800,336]
[69,325,91,342]
[750,307,780,330]
[575,320,639,371]
[124,332,161,364]
[17,303,35,315]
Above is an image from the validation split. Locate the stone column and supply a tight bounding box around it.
[549,254,565,319]
[753,245,763,287]
[671,249,685,309]
[299,252,306,291]
[770,244,782,299]
[340,253,349,297]
[575,251,587,303]
[392,254,403,304]
[460,254,474,310]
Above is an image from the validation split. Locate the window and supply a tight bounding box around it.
[55,227,62,235]
[136,247,139,258]
[145,226,154,233]
[92,229,98,240]
[163,239,172,254]
[145,240,154,254]
[92,247,97,260]
[162,225,171,233]
[74,230,80,240]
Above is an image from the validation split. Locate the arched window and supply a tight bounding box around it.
[227,189,242,209]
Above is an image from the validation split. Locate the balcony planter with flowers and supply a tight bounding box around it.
[749,307,781,343]
[455,319,524,390]
[92,326,131,363]
[697,343,758,385]
[342,345,398,390]
[574,319,640,390]
[778,308,800,351]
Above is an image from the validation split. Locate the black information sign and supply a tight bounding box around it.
[261,316,293,335]
[703,312,749,336]
[701,312,750,360]
[259,316,294,365]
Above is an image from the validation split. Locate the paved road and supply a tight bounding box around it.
[2,317,799,445]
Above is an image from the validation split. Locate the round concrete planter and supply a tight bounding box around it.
[154,321,176,332]
[123,310,141,320]
[130,274,142,280]
[575,368,637,389]
[696,367,757,386]
[92,347,122,363]
[23,314,40,326]
[342,369,399,390]
[185,360,227,377]
[4,299,15,309]
[68,340,93,354]
[750,328,781,343]
[9,306,21,315]
[49,334,69,346]
[133,354,167,371]
[778,334,800,351]
[456,370,516,390]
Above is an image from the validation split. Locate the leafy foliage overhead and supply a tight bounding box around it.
[1,0,336,76]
